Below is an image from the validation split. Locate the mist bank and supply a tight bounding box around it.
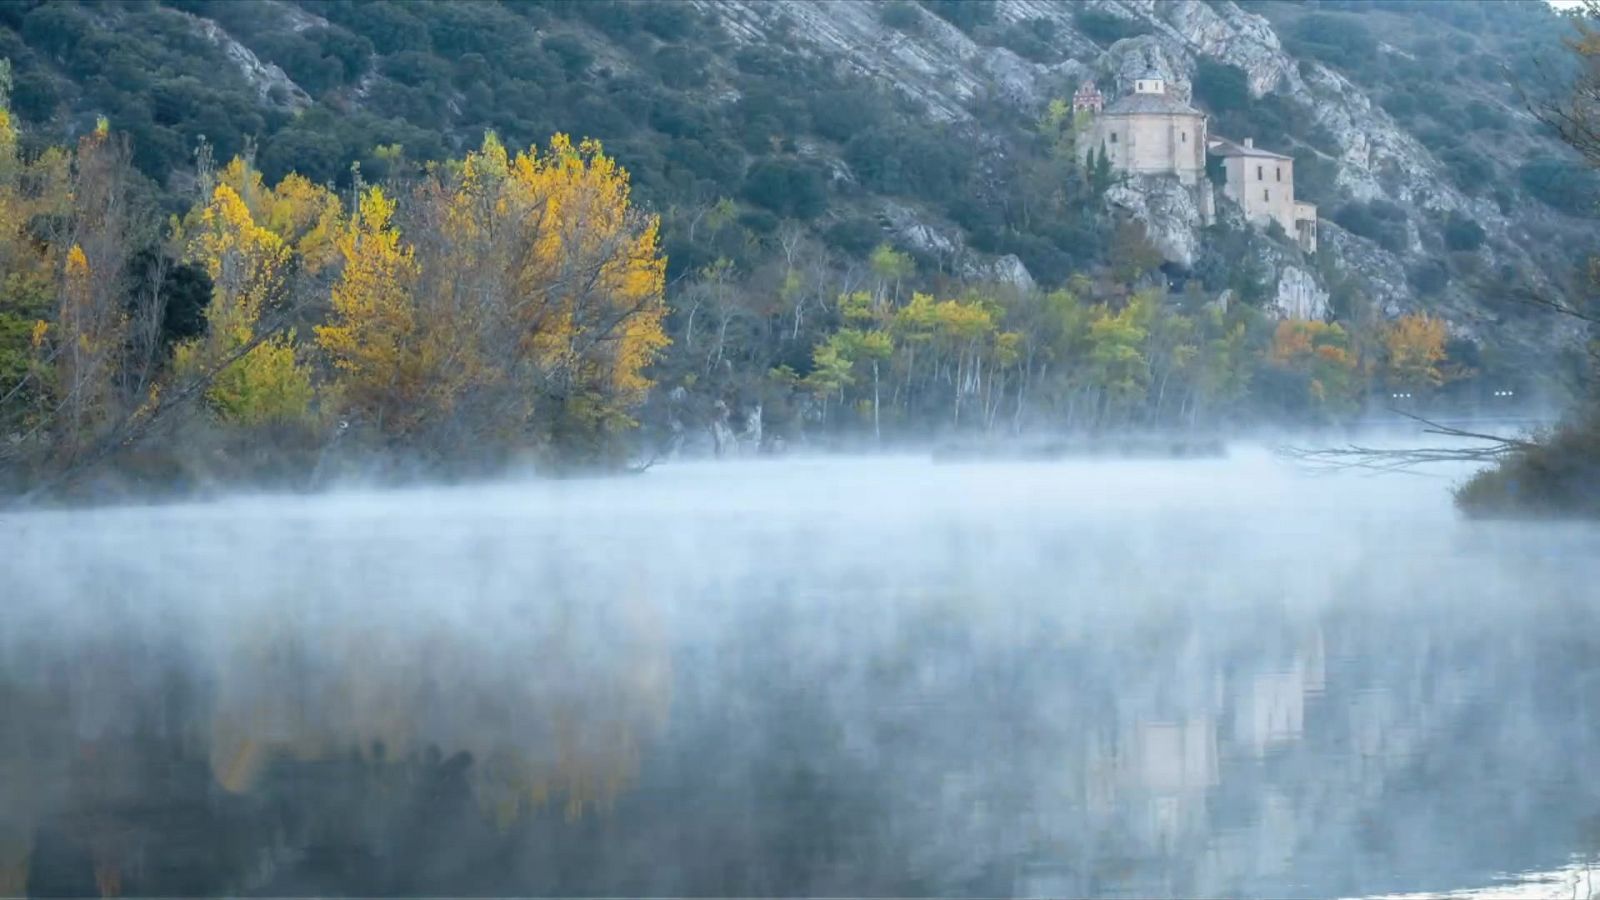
[0,414,1560,513]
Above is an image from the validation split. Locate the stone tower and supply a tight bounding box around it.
[1072,81,1105,115]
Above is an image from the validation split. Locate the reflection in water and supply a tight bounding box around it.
[1363,861,1600,899]
[3,451,1600,897]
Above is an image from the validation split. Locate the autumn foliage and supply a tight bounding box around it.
[1381,312,1452,391]
[0,119,670,488]
[1267,319,1360,413]
[314,134,669,459]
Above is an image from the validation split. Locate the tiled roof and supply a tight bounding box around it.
[1207,135,1293,160]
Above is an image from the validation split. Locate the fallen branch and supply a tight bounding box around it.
[1277,409,1535,475]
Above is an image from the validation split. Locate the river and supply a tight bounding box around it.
[2,448,1598,897]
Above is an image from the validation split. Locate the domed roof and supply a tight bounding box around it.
[1104,91,1203,117]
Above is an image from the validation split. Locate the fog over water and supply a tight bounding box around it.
[3,447,1600,897]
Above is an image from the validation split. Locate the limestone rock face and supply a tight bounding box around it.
[1273,266,1330,321]
[879,200,960,259]
[1106,176,1208,268]
[185,14,312,110]
[1102,36,1195,100]
[1320,225,1411,315]
[962,254,1038,293]
[699,0,1030,122]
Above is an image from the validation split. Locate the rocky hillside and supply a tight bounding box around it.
[1,0,1592,386]
[698,0,1591,363]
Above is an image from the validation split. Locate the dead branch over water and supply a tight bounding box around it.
[1277,410,1538,475]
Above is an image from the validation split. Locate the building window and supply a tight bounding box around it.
[1257,165,1263,180]
[1263,189,1270,202]
[1109,133,1117,143]
[1276,166,1282,182]
[1181,132,1187,143]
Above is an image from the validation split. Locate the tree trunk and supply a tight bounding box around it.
[872,359,881,443]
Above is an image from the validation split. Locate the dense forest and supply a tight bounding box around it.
[0,0,1594,504]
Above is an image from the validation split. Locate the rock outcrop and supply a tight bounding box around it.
[1273,266,1330,321]
[1106,175,1208,268]
[185,14,312,110]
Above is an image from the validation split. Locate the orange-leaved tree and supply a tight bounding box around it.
[1269,319,1361,413]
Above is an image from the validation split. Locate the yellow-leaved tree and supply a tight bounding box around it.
[315,186,430,434]
[0,83,71,439]
[1382,312,1452,392]
[406,132,669,459]
[212,156,343,274]
[175,180,315,426]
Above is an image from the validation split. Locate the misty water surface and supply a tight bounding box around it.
[3,449,1600,898]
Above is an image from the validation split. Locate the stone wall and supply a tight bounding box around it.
[1090,112,1207,185]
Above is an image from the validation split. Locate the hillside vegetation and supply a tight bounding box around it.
[0,0,1595,497]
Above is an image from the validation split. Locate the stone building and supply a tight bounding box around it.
[1081,72,1208,186]
[1076,73,1319,253]
[1208,136,1318,252]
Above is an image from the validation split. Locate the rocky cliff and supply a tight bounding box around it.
[690,0,1587,354]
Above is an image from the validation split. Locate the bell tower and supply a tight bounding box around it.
[1133,72,1165,95]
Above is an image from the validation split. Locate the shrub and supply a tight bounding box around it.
[737,208,780,235]
[843,124,966,198]
[995,23,1054,62]
[1456,412,1600,518]
[11,68,59,121]
[824,216,886,257]
[543,34,592,77]
[257,127,345,186]
[638,2,697,40]
[880,2,922,33]
[920,0,996,33]
[809,88,890,143]
[741,158,829,220]
[1442,213,1486,252]
[1439,147,1493,192]
[653,46,711,89]
[381,50,453,88]
[1194,60,1250,113]
[1073,9,1150,44]
[1292,151,1337,204]
[1466,100,1509,131]
[1332,201,1407,253]
[1407,259,1448,295]
[1291,14,1377,67]
[1381,90,1418,119]
[1519,157,1600,217]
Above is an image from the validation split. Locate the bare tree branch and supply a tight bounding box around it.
[1278,409,1536,474]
